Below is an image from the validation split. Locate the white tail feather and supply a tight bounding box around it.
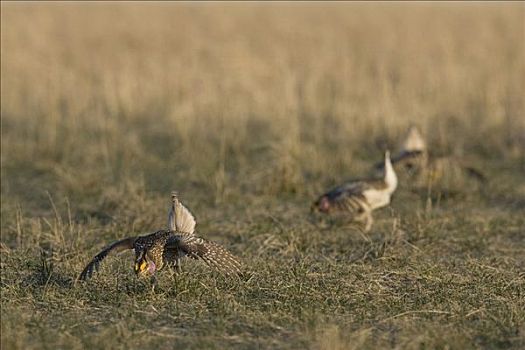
[401,126,426,152]
[168,191,196,234]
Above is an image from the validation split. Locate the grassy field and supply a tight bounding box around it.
[1,3,524,349]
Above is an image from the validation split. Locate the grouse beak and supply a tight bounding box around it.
[135,260,157,277]
[135,260,148,275]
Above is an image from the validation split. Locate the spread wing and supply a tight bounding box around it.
[463,165,486,183]
[436,156,487,184]
[167,192,196,234]
[78,237,136,281]
[166,234,241,276]
[337,181,373,195]
[313,180,371,213]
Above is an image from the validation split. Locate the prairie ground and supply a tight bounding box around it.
[1,3,524,349]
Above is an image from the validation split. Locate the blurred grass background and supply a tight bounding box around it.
[1,3,524,349]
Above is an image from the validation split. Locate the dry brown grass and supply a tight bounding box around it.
[1,3,524,349]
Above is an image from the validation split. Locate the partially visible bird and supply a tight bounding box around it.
[374,126,486,187]
[78,192,241,282]
[313,151,398,232]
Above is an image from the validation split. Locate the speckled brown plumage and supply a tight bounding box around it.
[78,193,241,281]
[374,126,486,187]
[313,151,398,232]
